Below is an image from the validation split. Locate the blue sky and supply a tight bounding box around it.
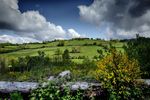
[18,0,105,38]
[0,0,150,43]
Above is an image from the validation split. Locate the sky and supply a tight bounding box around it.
[0,0,150,43]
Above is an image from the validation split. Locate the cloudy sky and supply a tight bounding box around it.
[0,0,150,43]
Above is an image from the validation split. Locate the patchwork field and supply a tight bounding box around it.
[0,39,125,62]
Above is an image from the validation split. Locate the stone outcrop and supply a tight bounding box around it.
[66,82,89,90]
[57,70,71,80]
[0,82,39,93]
[0,70,150,93]
[47,76,55,81]
[71,82,89,90]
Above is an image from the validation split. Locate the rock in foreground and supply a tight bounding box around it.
[0,81,39,93]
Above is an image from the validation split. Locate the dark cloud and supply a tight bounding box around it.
[0,22,14,30]
[0,0,20,31]
[129,0,150,17]
[78,0,150,39]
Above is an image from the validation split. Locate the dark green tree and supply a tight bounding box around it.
[53,49,62,63]
[57,41,65,46]
[97,49,104,59]
[55,49,62,55]
[124,35,150,78]
[38,51,45,58]
[0,57,7,74]
[62,49,70,63]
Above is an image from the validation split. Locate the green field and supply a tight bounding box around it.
[0,39,125,61]
[0,39,127,81]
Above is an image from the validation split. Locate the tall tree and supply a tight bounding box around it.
[124,35,150,78]
[62,49,70,63]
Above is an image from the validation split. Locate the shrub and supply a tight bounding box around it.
[98,43,102,46]
[17,72,31,81]
[9,51,49,72]
[97,49,104,60]
[55,49,62,55]
[30,81,83,100]
[93,55,99,60]
[83,43,92,46]
[93,42,97,45]
[82,58,96,69]
[57,41,65,46]
[0,57,8,74]
[96,48,142,99]
[124,35,150,78]
[62,49,70,63]
[10,92,23,100]
[70,47,80,53]
[78,56,86,59]
[52,55,62,64]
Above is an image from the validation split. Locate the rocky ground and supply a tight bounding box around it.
[0,70,150,99]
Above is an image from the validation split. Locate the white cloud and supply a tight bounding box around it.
[78,0,111,25]
[78,0,150,39]
[0,34,39,44]
[0,0,82,43]
[2,0,18,9]
[67,29,81,38]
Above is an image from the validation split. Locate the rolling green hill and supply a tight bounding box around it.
[0,39,125,62]
[0,38,126,81]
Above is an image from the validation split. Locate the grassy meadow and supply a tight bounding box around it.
[0,39,125,81]
[0,39,125,61]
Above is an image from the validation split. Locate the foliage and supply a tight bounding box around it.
[93,42,97,45]
[0,50,96,81]
[62,49,70,63]
[70,47,80,53]
[55,49,62,55]
[10,92,23,100]
[0,57,8,74]
[53,49,63,63]
[0,39,123,60]
[57,41,65,46]
[83,43,93,46]
[9,51,50,72]
[124,35,150,78]
[96,47,142,99]
[0,39,125,81]
[82,58,96,69]
[30,81,83,100]
[97,49,104,60]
